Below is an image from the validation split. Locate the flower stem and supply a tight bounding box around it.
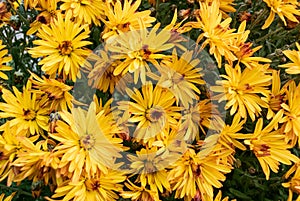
[0,183,33,197]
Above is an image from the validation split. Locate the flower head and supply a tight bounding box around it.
[28,11,92,81]
[280,42,300,74]
[27,0,60,35]
[87,51,133,94]
[117,82,181,144]
[184,1,238,67]
[282,160,300,201]
[13,138,59,186]
[281,81,300,146]
[101,0,156,40]
[29,73,73,111]
[0,82,49,136]
[60,0,105,25]
[232,21,271,69]
[211,64,271,121]
[148,50,205,108]
[244,111,298,180]
[0,123,22,186]
[49,170,126,201]
[262,0,300,29]
[128,147,171,193]
[168,148,232,200]
[107,23,174,84]
[50,102,123,182]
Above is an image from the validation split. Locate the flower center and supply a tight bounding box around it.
[236,42,252,58]
[171,71,184,85]
[117,22,130,32]
[58,41,73,55]
[128,45,152,61]
[23,109,36,120]
[253,142,271,157]
[80,134,96,150]
[144,160,156,173]
[85,179,101,191]
[37,12,51,24]
[270,94,285,111]
[191,163,201,177]
[146,107,164,122]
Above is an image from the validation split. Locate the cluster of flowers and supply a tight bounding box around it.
[0,0,300,200]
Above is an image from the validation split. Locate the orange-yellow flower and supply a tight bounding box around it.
[211,64,271,121]
[280,42,300,74]
[244,111,298,180]
[281,81,300,146]
[100,0,155,40]
[107,23,174,84]
[0,82,49,136]
[282,160,300,201]
[184,1,238,67]
[262,0,300,29]
[50,102,123,182]
[168,148,232,200]
[60,0,105,25]
[28,11,92,82]
[117,82,181,144]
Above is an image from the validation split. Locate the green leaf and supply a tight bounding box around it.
[229,188,252,200]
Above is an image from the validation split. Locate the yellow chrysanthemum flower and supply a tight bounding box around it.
[148,50,205,108]
[27,0,60,35]
[263,70,289,120]
[50,102,123,182]
[0,82,49,136]
[28,11,92,82]
[128,147,171,194]
[152,123,187,158]
[60,0,105,25]
[0,2,12,27]
[244,111,298,180]
[211,64,271,121]
[262,0,300,29]
[100,0,156,40]
[107,23,174,84]
[215,114,247,151]
[280,42,300,74]
[178,99,223,142]
[0,40,12,80]
[282,160,300,201]
[87,51,133,94]
[0,123,23,186]
[117,82,181,144]
[13,138,60,186]
[29,73,73,111]
[184,1,238,67]
[233,21,271,69]
[49,170,126,201]
[121,179,160,201]
[281,81,300,146]
[168,148,232,201]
